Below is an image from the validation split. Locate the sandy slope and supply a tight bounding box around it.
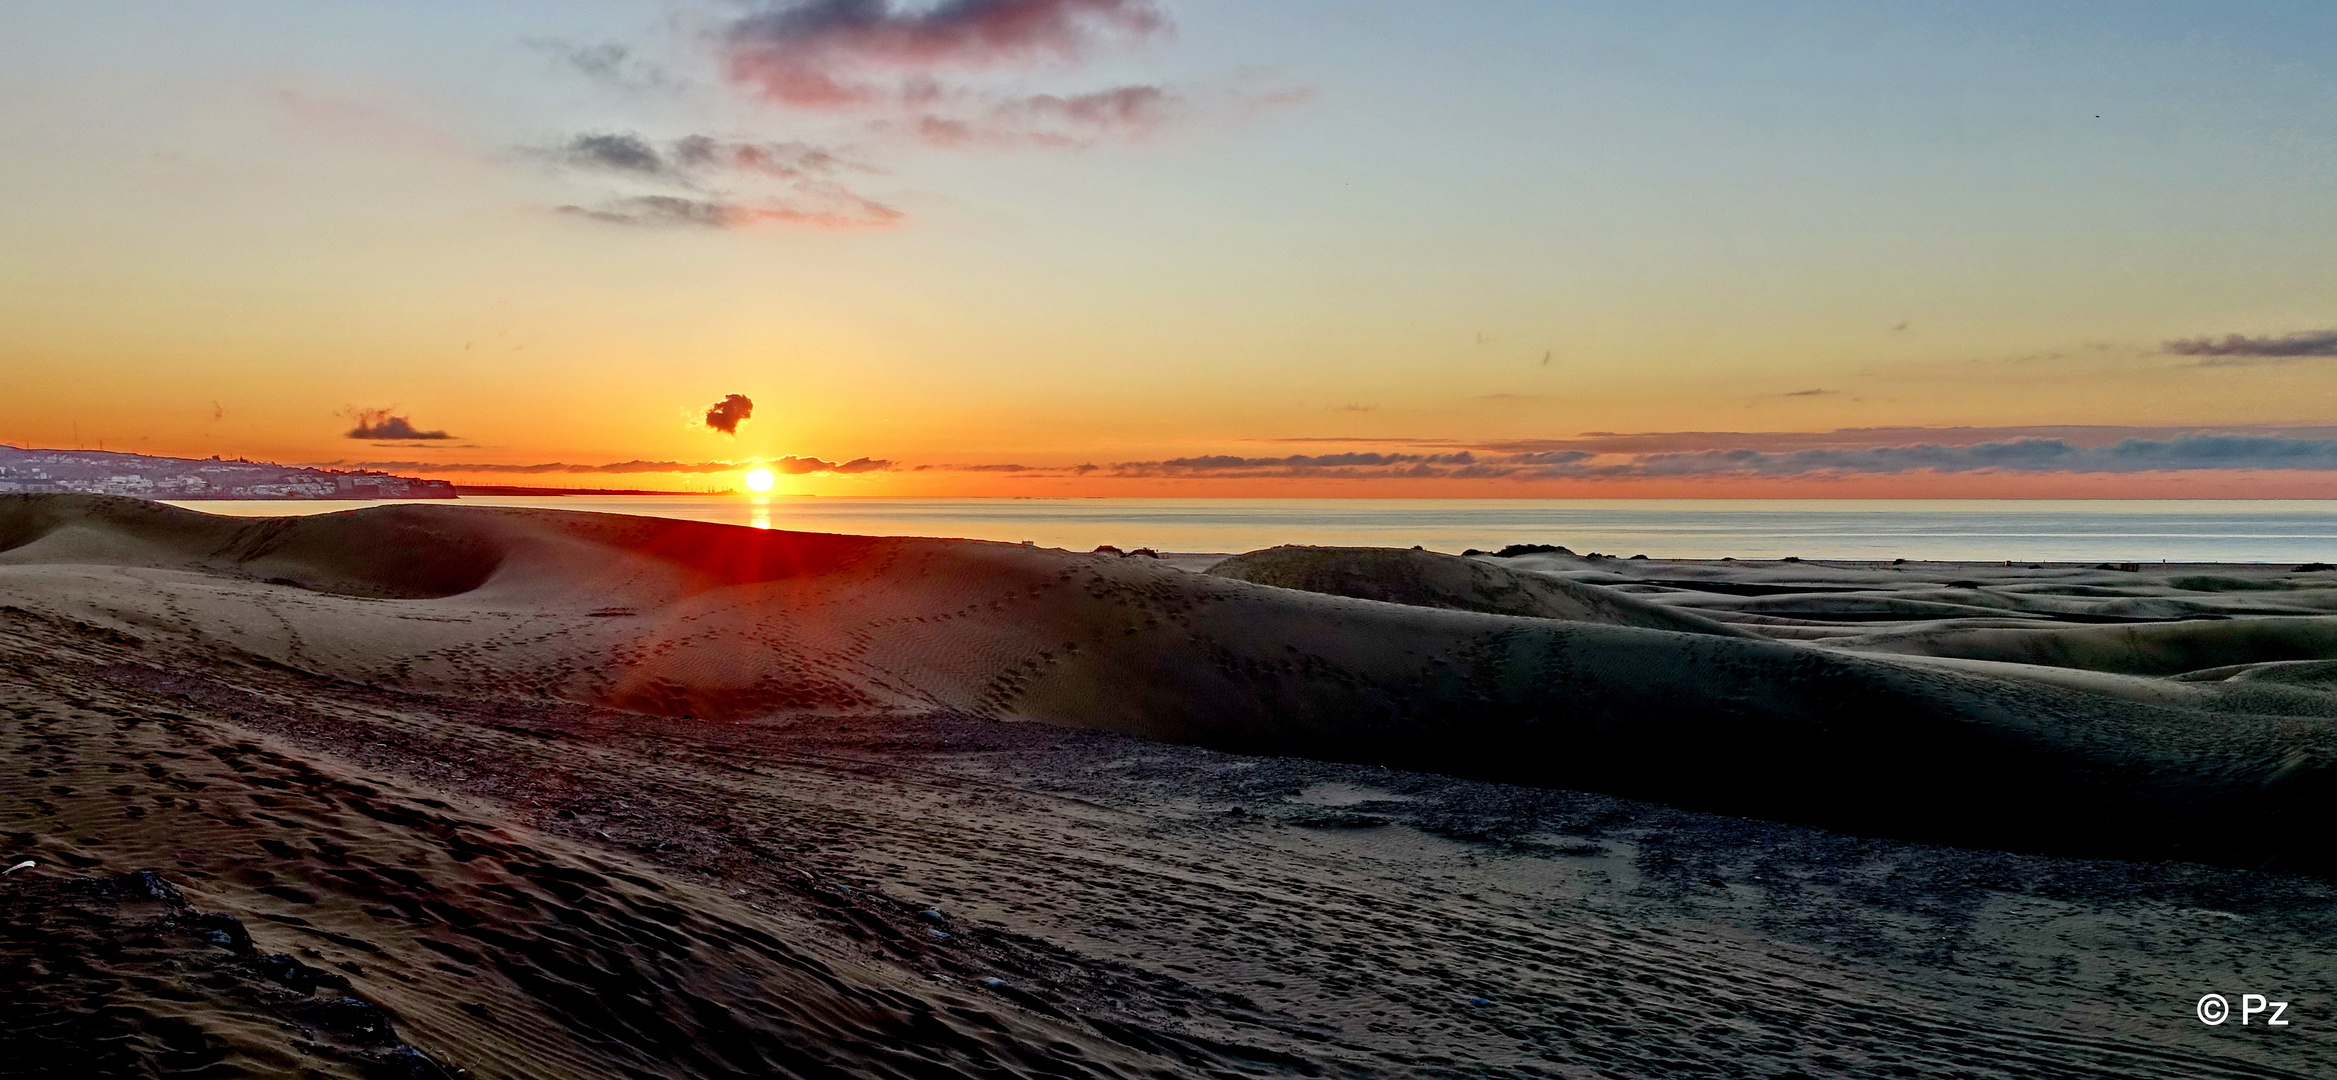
[3,495,2335,1078]
[1205,545,1754,637]
[2,496,2329,873]
[0,626,1227,1079]
[6,593,2333,1080]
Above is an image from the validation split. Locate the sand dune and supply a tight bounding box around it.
[1205,544,1753,637]
[3,495,2330,874]
[0,645,1231,1080]
[7,495,2335,1078]
[1819,617,2337,676]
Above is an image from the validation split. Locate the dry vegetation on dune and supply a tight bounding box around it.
[3,494,2334,1079]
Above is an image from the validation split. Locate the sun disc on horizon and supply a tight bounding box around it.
[744,467,775,493]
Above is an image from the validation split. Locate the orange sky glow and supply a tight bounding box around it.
[5,3,2335,498]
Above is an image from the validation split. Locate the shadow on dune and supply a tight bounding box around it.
[0,495,504,599]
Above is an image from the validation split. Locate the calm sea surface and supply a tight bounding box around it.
[161,497,2337,564]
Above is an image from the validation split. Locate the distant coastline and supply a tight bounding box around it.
[0,445,453,500]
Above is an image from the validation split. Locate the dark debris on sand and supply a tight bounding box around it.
[0,868,454,1080]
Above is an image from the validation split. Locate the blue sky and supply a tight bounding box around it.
[3,2,2334,495]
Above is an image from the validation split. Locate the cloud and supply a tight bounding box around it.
[902,84,1176,147]
[1438,424,2337,455]
[537,6,1296,233]
[703,393,755,434]
[556,194,900,230]
[543,134,900,230]
[907,427,2337,483]
[344,408,453,441]
[2164,329,2337,365]
[1018,85,1173,131]
[1576,436,2337,479]
[1107,452,1507,480]
[549,133,864,181]
[540,40,681,93]
[723,0,1167,108]
[556,133,668,175]
[352,457,892,475]
[719,2,1189,152]
[559,196,740,228]
[671,135,862,177]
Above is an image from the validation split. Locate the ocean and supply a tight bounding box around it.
[159,496,2337,564]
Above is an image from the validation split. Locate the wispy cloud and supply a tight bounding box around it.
[1022,84,1172,128]
[537,40,683,93]
[723,0,1167,108]
[554,133,670,175]
[776,455,889,474]
[535,2,1299,234]
[548,133,865,181]
[543,133,899,229]
[714,1,1215,152]
[1586,435,2337,478]
[2165,329,2337,365]
[353,456,890,475]
[554,193,899,230]
[899,83,1177,147]
[555,196,743,228]
[907,426,2337,482]
[1259,424,2337,455]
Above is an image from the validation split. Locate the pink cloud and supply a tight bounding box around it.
[724,0,1167,108]
[898,84,1174,147]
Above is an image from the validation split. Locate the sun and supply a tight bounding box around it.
[743,467,775,493]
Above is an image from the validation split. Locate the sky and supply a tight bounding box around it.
[3,0,2336,497]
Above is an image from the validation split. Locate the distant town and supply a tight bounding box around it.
[0,446,454,500]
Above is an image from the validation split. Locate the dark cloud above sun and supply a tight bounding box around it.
[703,394,756,435]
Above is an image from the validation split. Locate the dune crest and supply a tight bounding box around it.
[1205,544,1753,637]
[3,495,2332,873]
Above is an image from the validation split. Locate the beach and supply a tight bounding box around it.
[3,494,2331,1078]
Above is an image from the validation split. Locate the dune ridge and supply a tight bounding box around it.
[1204,544,1754,637]
[2,495,2330,874]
